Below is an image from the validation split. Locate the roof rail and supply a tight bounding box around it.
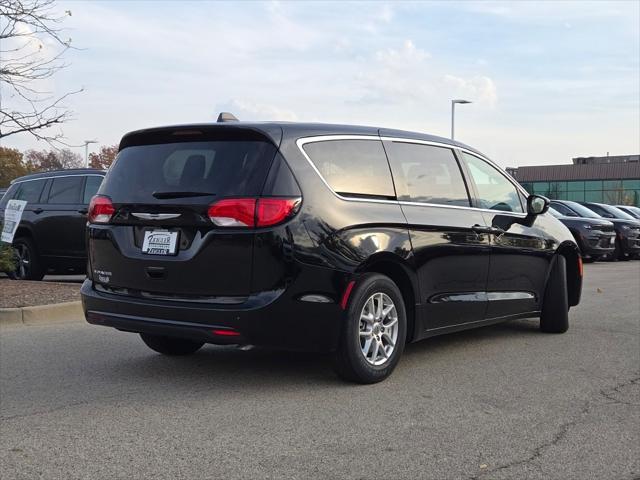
[216,112,239,123]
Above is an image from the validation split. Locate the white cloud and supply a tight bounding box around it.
[443,75,498,107]
[214,99,297,122]
[375,40,430,67]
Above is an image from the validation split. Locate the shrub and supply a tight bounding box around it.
[0,224,17,274]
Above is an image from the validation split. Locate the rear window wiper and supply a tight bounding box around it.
[152,191,215,199]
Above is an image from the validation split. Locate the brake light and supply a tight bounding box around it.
[256,198,300,227]
[208,197,300,228]
[208,199,256,227]
[88,195,115,224]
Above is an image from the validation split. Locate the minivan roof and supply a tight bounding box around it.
[119,122,487,159]
[11,168,106,184]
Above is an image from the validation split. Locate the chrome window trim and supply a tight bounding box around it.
[296,135,400,206]
[11,173,104,185]
[296,134,529,217]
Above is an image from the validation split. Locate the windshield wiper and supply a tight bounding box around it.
[152,191,215,199]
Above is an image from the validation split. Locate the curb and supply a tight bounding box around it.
[0,301,84,327]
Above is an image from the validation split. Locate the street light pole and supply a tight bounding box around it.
[84,140,98,167]
[451,99,471,140]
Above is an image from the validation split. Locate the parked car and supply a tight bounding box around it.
[0,169,106,280]
[81,119,582,383]
[547,205,615,261]
[578,201,640,260]
[615,205,640,220]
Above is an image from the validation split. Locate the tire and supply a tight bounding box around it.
[333,273,407,384]
[540,255,569,334]
[8,237,45,281]
[140,333,204,356]
[614,239,629,261]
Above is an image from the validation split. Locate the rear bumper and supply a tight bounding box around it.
[81,265,349,352]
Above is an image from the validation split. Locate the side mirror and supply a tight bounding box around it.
[527,195,549,215]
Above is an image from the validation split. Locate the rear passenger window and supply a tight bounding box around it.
[384,142,470,207]
[462,153,524,213]
[83,176,103,204]
[14,179,46,203]
[302,140,395,198]
[48,176,83,204]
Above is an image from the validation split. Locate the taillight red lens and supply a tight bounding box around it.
[256,198,300,227]
[88,195,115,224]
[208,197,300,228]
[208,198,256,227]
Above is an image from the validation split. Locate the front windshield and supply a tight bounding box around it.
[602,205,636,220]
[623,206,640,219]
[563,201,601,219]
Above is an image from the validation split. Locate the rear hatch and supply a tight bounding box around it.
[88,126,281,300]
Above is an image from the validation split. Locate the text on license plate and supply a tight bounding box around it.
[142,230,179,255]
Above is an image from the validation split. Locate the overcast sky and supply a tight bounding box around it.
[2,0,638,168]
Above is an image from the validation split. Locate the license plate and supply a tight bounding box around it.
[142,230,179,255]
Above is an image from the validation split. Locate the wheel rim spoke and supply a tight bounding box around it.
[362,338,372,357]
[382,332,395,347]
[370,340,379,361]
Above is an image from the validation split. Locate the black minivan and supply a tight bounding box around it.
[1,169,105,280]
[82,119,582,383]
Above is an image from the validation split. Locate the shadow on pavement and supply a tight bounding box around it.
[95,318,542,389]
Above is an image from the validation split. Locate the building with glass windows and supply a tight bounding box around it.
[507,154,640,206]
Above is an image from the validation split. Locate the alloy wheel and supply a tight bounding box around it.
[14,244,30,280]
[359,292,399,366]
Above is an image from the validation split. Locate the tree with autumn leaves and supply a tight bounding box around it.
[0,144,118,187]
[88,145,118,170]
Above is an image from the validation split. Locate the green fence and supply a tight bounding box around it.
[519,179,640,206]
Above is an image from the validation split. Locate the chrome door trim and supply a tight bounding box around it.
[296,134,530,217]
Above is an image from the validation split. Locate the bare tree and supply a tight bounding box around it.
[0,0,81,144]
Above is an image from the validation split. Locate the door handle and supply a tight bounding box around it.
[78,208,88,215]
[472,224,494,234]
[32,208,43,214]
[472,225,505,235]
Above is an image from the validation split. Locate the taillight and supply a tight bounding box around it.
[208,199,256,227]
[88,195,115,224]
[207,197,301,228]
[256,198,300,227]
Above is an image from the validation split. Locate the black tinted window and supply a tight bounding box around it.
[48,176,83,204]
[462,153,523,213]
[15,179,46,203]
[550,202,576,217]
[262,153,301,197]
[83,176,103,204]
[102,141,276,203]
[303,140,395,198]
[384,142,469,206]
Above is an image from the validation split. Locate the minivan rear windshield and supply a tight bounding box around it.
[100,141,277,203]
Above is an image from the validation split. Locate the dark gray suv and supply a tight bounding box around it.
[0,169,105,280]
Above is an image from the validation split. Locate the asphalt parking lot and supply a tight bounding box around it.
[1,262,638,480]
